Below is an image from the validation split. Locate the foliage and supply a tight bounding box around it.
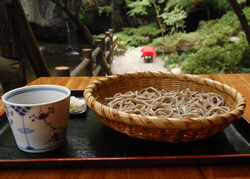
[237,0,247,4]
[98,5,112,16]
[174,7,250,74]
[181,38,249,74]
[115,27,137,47]
[116,0,126,5]
[81,0,95,6]
[181,46,227,74]
[115,23,162,48]
[79,5,86,21]
[226,38,250,72]
[175,50,194,63]
[160,6,187,34]
[164,0,231,17]
[199,11,242,47]
[150,32,186,54]
[164,50,194,67]
[202,0,230,13]
[181,38,250,74]
[130,35,151,46]
[92,33,105,40]
[164,0,192,12]
[136,23,162,37]
[126,0,152,16]
[116,39,129,51]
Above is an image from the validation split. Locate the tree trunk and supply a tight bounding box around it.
[152,0,165,55]
[152,0,164,42]
[228,0,250,46]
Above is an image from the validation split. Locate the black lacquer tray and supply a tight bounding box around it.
[0,90,249,169]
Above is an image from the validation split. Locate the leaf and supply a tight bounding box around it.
[127,0,151,16]
[17,128,35,134]
[98,6,112,16]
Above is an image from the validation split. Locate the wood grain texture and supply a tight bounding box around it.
[0,166,249,178]
[0,74,249,178]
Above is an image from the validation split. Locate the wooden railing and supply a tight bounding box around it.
[55,29,117,77]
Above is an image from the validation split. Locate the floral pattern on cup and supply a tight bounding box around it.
[2,85,70,153]
[5,104,68,152]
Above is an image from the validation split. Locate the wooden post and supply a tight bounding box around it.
[55,66,70,76]
[99,36,106,51]
[98,36,113,75]
[70,58,90,77]
[95,39,105,76]
[105,31,111,64]
[82,49,93,76]
[108,29,114,64]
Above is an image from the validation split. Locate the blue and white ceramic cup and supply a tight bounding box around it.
[2,85,71,153]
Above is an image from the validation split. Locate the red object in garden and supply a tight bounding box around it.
[141,47,157,57]
[141,46,157,63]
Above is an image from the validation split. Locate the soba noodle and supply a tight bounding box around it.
[105,87,230,118]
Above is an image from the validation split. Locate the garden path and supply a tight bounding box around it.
[111,47,181,74]
[111,47,167,74]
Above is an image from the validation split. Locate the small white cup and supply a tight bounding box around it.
[2,85,71,153]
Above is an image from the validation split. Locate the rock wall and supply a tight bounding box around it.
[21,0,68,43]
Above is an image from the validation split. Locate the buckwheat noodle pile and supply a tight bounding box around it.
[105,87,230,118]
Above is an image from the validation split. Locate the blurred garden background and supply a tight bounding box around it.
[1,0,250,92]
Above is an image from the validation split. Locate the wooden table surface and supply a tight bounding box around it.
[0,74,249,178]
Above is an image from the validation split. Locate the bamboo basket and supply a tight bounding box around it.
[84,72,246,142]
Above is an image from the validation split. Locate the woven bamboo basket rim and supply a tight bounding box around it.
[84,71,246,131]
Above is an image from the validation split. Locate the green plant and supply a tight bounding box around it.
[98,5,112,16]
[199,11,242,47]
[126,0,152,16]
[181,37,249,74]
[178,7,250,74]
[115,29,134,48]
[136,23,162,37]
[160,6,187,34]
[164,0,192,12]
[79,5,86,21]
[181,46,228,74]
[176,50,195,63]
[224,38,250,73]
[150,32,186,54]
[114,23,162,48]
[164,50,194,68]
[130,35,151,46]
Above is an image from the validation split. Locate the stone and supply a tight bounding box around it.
[230,36,240,43]
[171,68,182,74]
